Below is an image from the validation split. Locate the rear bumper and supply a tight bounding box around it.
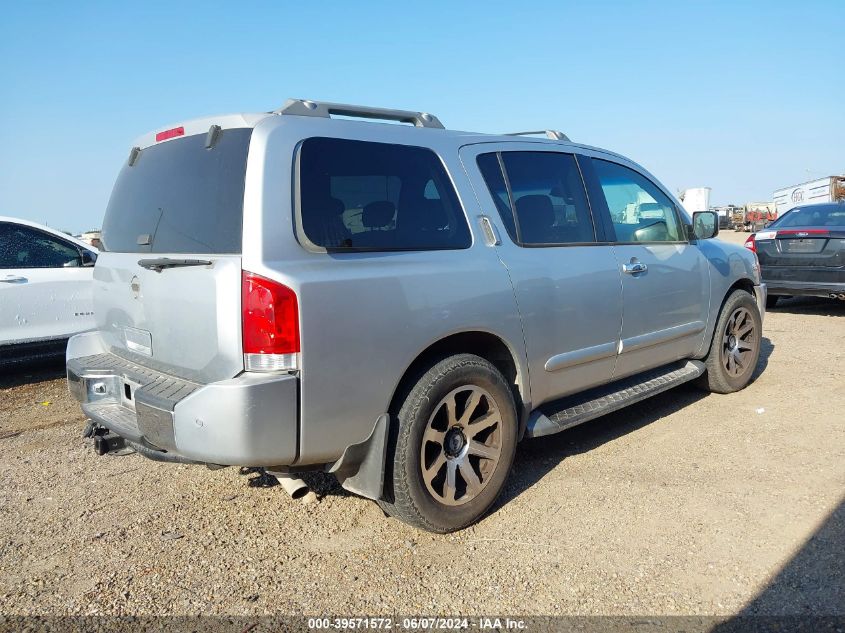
[755,283,767,323]
[67,337,298,466]
[764,280,845,298]
[762,264,845,298]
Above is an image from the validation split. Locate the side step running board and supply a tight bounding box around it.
[526,360,705,438]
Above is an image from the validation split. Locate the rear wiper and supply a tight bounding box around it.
[137,258,213,273]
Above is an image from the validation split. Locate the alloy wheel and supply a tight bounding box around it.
[419,385,502,506]
[721,307,758,377]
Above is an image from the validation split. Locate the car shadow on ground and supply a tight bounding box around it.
[9,341,779,514]
[494,335,775,513]
[713,497,845,626]
[279,382,730,504]
[280,336,778,506]
[0,357,66,389]
[496,385,709,511]
[753,335,774,381]
[768,296,845,316]
[239,466,354,497]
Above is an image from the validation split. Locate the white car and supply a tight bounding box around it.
[0,216,97,365]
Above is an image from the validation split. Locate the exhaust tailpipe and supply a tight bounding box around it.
[276,474,310,500]
[830,293,845,300]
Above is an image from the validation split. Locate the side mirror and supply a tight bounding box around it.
[81,249,97,267]
[692,211,719,240]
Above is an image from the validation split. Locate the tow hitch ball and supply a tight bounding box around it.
[83,422,125,455]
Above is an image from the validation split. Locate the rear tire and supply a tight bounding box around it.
[698,289,763,394]
[379,354,517,533]
[765,295,779,309]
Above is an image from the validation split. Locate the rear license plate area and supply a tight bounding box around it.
[781,239,824,254]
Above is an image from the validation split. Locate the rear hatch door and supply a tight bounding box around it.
[96,125,252,383]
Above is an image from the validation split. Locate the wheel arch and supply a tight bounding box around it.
[693,277,766,359]
[331,330,528,504]
[386,330,530,428]
[697,276,759,359]
[378,330,529,505]
[719,277,760,319]
[726,277,757,300]
[698,276,764,393]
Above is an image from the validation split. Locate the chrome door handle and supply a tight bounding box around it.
[622,262,647,274]
[0,275,27,283]
[479,215,501,246]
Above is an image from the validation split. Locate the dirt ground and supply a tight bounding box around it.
[1,230,843,618]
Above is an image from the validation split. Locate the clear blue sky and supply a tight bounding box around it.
[1,1,842,233]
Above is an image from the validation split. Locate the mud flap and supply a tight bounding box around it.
[329,414,390,501]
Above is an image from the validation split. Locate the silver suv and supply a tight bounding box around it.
[68,99,766,532]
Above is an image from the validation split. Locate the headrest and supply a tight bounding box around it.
[515,194,555,227]
[325,196,345,217]
[306,196,345,218]
[362,201,396,228]
[401,198,448,231]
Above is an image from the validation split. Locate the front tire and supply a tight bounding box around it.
[379,354,517,533]
[698,289,763,394]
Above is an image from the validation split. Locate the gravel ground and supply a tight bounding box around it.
[1,231,843,617]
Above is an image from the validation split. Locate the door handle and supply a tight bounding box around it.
[0,275,27,283]
[478,215,501,246]
[622,261,647,274]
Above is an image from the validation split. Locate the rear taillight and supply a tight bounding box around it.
[242,271,299,372]
[744,234,756,253]
[744,234,762,282]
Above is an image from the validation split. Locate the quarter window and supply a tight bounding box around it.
[0,223,82,269]
[476,153,517,241]
[477,151,595,245]
[298,138,471,251]
[591,159,683,243]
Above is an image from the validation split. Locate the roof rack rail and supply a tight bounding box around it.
[505,130,570,142]
[275,99,444,129]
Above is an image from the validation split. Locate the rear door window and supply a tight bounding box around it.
[100,128,252,254]
[476,151,595,245]
[297,137,471,251]
[0,223,82,269]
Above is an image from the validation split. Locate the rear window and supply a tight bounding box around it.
[771,205,845,228]
[297,137,471,251]
[101,128,252,253]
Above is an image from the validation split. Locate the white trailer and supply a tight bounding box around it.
[679,187,711,213]
[773,176,845,216]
